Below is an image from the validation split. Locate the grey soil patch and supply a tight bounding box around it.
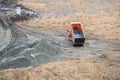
[0,14,63,70]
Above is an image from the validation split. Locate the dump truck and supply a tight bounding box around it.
[67,22,85,46]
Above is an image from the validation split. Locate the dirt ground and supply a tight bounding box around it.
[0,0,120,80]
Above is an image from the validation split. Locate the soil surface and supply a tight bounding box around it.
[0,0,120,80]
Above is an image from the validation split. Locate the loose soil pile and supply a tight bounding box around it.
[0,13,63,70]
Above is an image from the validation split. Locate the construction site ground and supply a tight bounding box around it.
[0,0,120,80]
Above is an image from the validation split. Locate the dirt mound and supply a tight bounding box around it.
[10,13,30,22]
[0,37,62,69]
[0,14,62,70]
[0,12,63,70]
[0,0,18,6]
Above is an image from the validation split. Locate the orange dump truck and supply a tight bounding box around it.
[67,22,85,46]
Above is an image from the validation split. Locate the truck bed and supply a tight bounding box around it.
[74,30,84,38]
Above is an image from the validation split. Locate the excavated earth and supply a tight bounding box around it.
[0,0,120,80]
[0,13,64,69]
